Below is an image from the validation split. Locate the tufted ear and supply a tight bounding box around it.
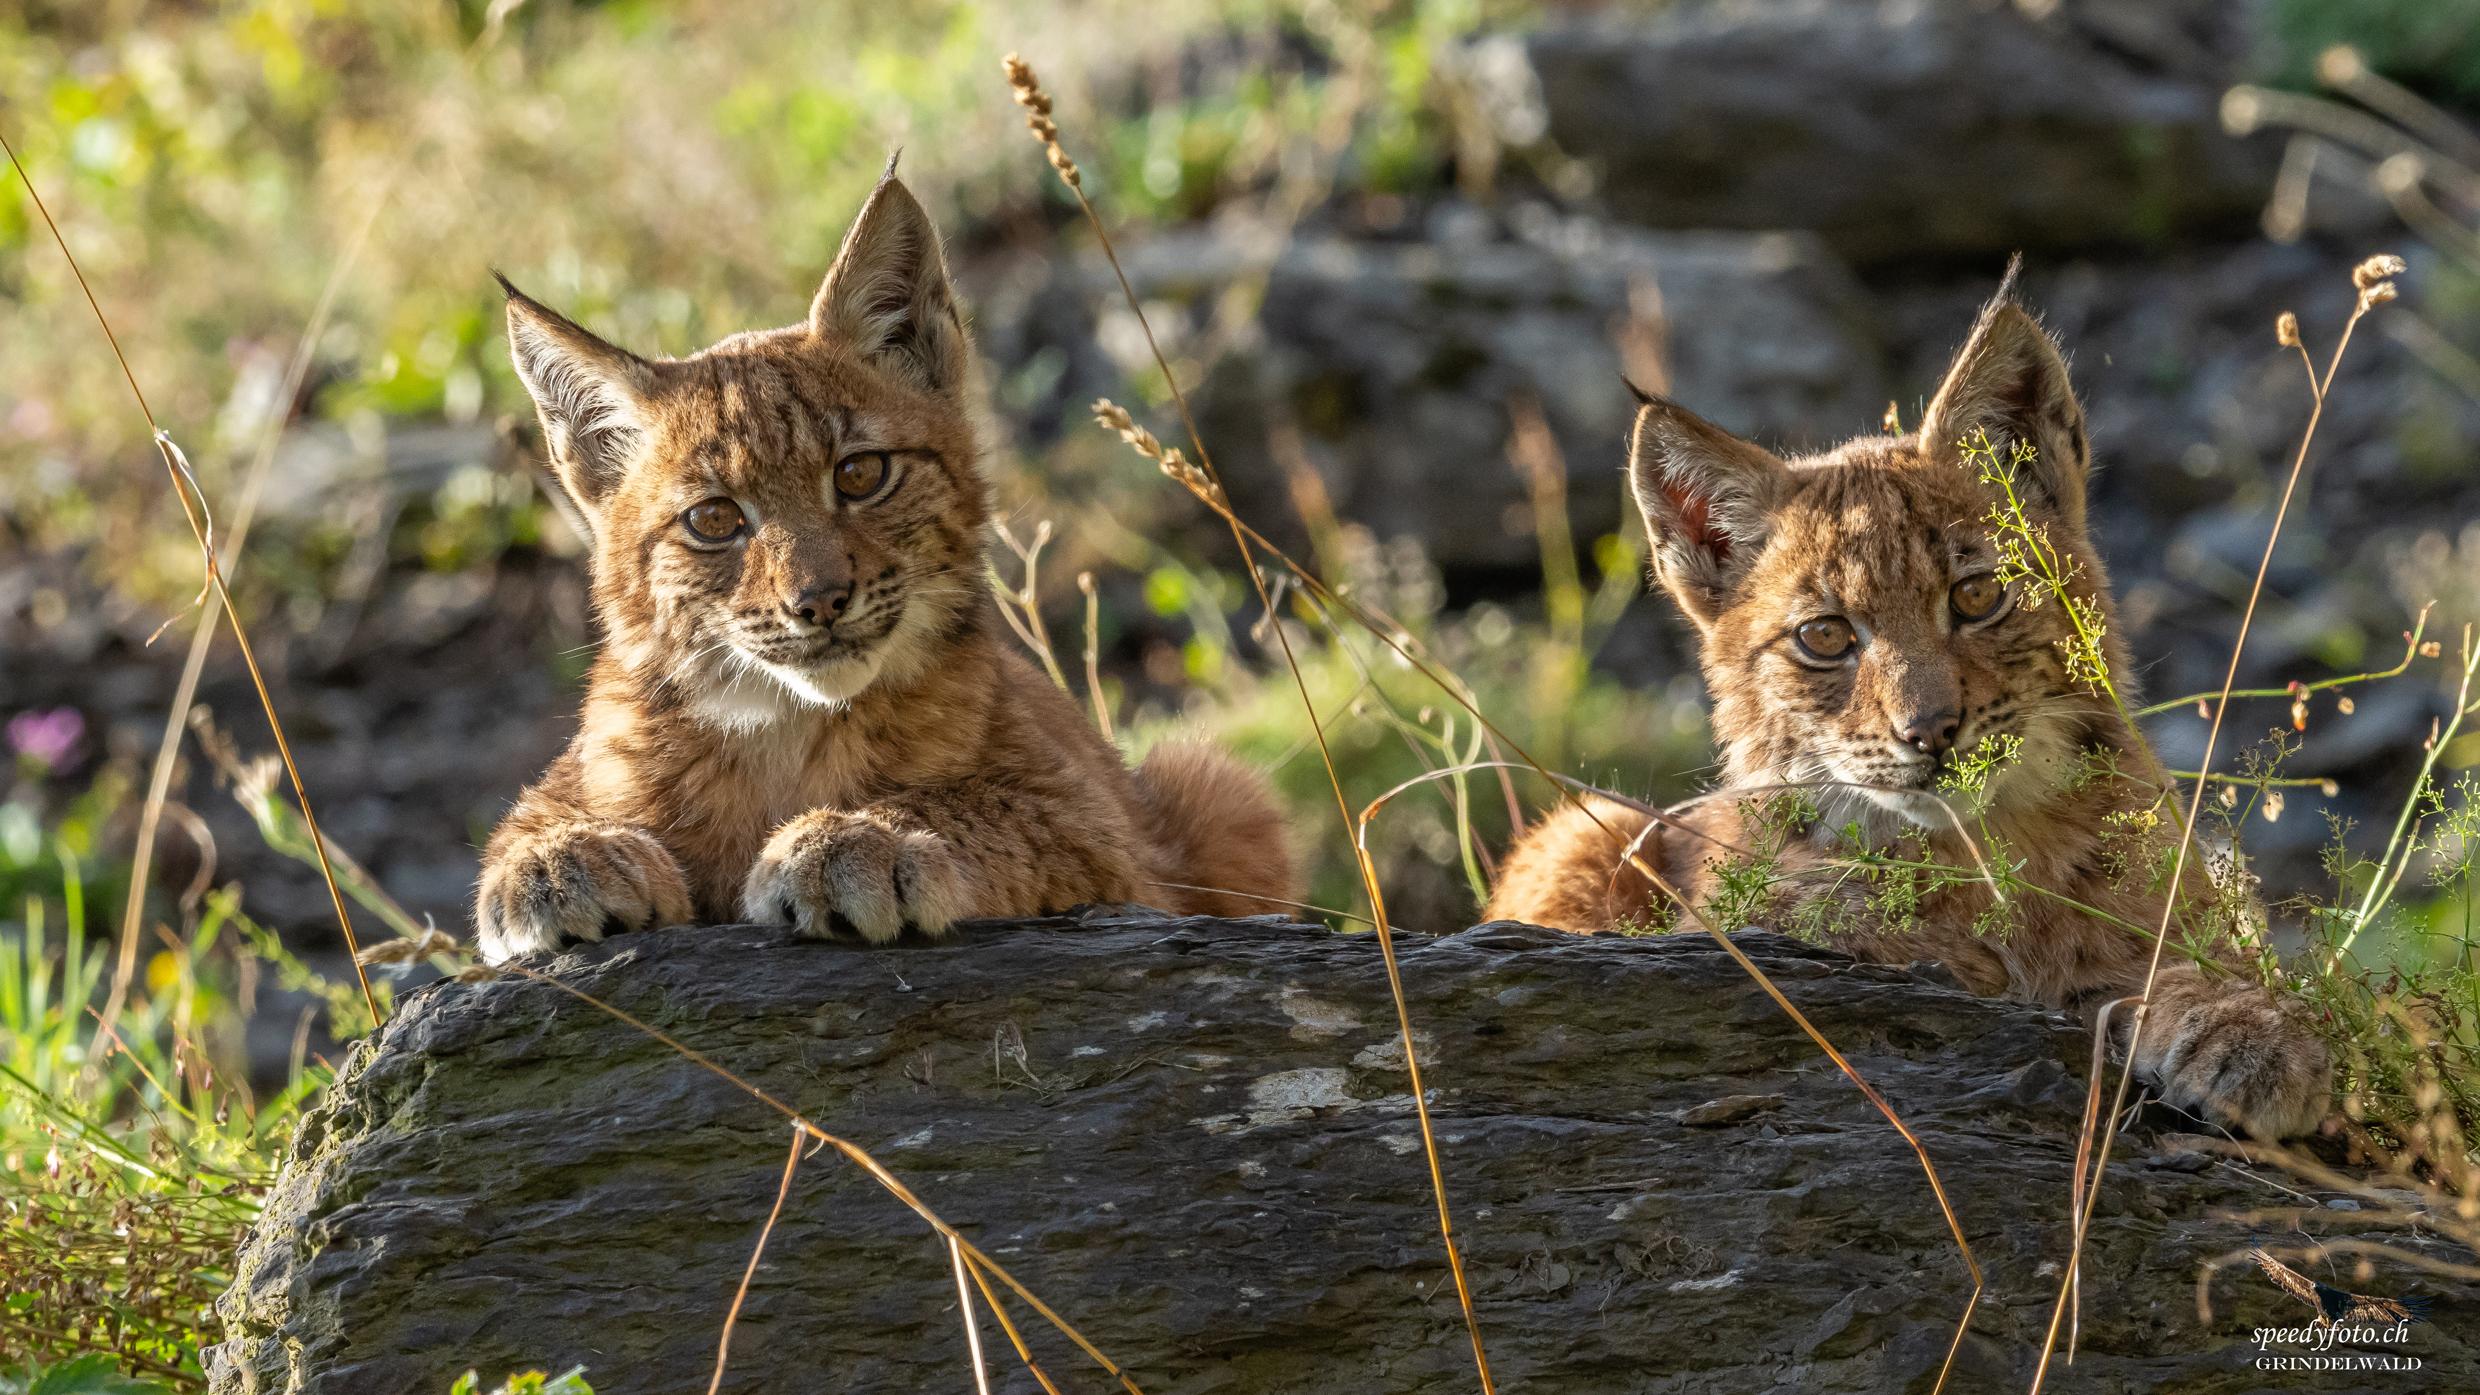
[1625,386,1792,631]
[500,273,657,540]
[810,166,967,396]
[1919,260,2091,531]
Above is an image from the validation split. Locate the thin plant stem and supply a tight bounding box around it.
[710,1123,806,1395]
[2136,610,2430,717]
[962,1254,1068,1395]
[494,960,1149,1394]
[951,1234,995,1395]
[0,124,383,1032]
[1006,53,1503,1385]
[1006,49,2004,1389]
[2341,629,2480,955]
[96,172,394,1059]
[2030,268,2391,1393]
[98,0,531,1062]
[1078,570,1115,741]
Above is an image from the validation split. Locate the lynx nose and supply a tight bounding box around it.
[1896,710,1960,758]
[787,581,852,627]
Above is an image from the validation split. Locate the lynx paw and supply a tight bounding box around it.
[2125,978,2333,1139]
[476,821,695,964]
[740,811,970,943]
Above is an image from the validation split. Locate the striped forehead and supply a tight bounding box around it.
[1772,466,1988,605]
[665,353,859,487]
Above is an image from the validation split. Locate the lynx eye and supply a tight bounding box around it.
[1951,575,2005,621]
[682,498,746,542]
[1795,617,1856,662]
[834,451,891,501]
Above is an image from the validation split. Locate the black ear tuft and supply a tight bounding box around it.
[1991,251,2023,307]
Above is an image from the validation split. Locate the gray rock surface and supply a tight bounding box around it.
[212,916,2476,1393]
[984,226,1885,571]
[1528,0,2276,266]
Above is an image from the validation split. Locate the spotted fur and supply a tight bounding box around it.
[477,170,1293,962]
[1488,273,2332,1138]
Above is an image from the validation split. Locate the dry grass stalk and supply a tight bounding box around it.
[951,1233,996,1395]
[1009,52,1500,1386]
[1004,54,1081,188]
[492,958,1151,1393]
[1009,48,2010,1393]
[990,519,1072,691]
[1505,393,1584,644]
[709,1123,808,1395]
[97,0,541,1062]
[1077,571,1116,741]
[355,929,461,966]
[0,124,384,1033]
[1092,400,1225,511]
[2028,255,2405,1391]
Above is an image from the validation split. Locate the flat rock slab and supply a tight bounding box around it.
[213,918,2477,1393]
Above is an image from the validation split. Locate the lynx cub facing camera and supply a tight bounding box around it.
[476,169,1291,962]
[1488,272,2333,1139]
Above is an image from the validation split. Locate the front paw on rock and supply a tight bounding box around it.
[740,812,970,942]
[2136,987,2334,1140]
[475,822,694,964]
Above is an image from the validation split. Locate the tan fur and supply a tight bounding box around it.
[1488,275,2332,1138]
[477,170,1292,962]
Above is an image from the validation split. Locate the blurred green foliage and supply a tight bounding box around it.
[445,1368,593,1395]
[0,0,1530,592]
[2265,0,2480,104]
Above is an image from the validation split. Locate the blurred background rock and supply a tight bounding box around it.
[4,0,2479,1067]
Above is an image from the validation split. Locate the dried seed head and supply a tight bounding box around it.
[1093,399,1226,510]
[2291,697,2309,731]
[2320,779,2339,797]
[2360,280,2399,310]
[2276,311,2300,347]
[1002,53,1081,189]
[2338,695,2355,715]
[356,927,462,966]
[2353,254,2408,290]
[1093,398,1163,460]
[2263,789,2285,822]
[2422,640,2444,658]
[2220,783,2238,809]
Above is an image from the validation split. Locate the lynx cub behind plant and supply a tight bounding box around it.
[475,170,1291,962]
[1487,275,2332,1138]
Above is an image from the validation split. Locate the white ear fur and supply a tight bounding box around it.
[809,170,966,394]
[500,274,655,533]
[1625,389,1791,629]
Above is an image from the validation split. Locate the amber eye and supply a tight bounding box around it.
[683,498,746,542]
[1951,575,2005,621]
[834,452,890,501]
[1795,617,1856,661]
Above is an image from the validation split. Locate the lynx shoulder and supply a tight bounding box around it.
[475,170,1291,962]
[1487,270,2330,1138]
